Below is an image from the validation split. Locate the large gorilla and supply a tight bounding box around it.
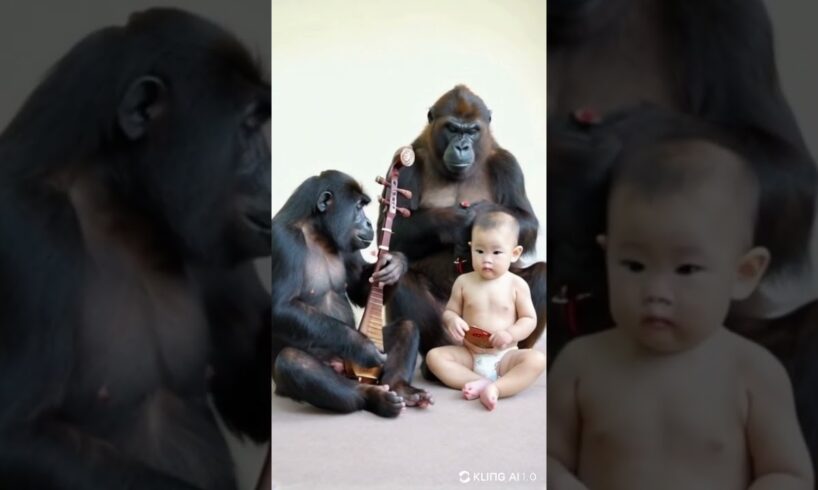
[0,9,271,490]
[385,85,546,372]
[271,170,433,417]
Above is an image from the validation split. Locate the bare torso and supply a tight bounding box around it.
[574,328,750,490]
[458,272,521,354]
[65,175,230,488]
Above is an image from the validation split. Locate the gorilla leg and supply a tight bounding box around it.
[382,320,434,407]
[388,274,449,382]
[389,272,448,355]
[273,347,403,417]
[515,261,547,349]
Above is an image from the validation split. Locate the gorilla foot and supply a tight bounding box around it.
[390,380,434,408]
[359,384,404,418]
[462,378,492,400]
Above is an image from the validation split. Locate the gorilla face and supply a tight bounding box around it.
[115,33,272,266]
[440,118,481,173]
[425,85,492,180]
[313,171,374,253]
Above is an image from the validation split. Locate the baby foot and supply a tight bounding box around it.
[462,378,492,400]
[480,383,499,411]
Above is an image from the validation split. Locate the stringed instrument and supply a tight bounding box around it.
[344,145,415,384]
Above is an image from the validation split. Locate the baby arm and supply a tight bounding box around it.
[491,277,537,348]
[548,342,589,490]
[442,276,470,344]
[745,347,813,489]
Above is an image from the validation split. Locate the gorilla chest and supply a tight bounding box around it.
[301,247,352,322]
[73,264,210,405]
[420,174,493,208]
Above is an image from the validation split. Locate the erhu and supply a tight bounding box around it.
[343,145,415,384]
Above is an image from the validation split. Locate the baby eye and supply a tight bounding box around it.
[619,259,644,273]
[476,249,484,254]
[676,264,704,275]
[493,251,502,255]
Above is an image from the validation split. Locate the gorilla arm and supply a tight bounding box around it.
[487,148,540,254]
[197,261,271,444]
[270,226,383,368]
[386,163,476,261]
[344,249,408,307]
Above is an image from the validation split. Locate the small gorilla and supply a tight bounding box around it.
[385,85,547,367]
[271,170,433,417]
[0,9,271,490]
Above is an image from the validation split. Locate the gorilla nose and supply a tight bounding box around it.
[455,142,471,153]
[365,219,372,229]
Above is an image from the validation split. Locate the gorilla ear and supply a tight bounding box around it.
[118,76,167,141]
[316,191,334,213]
[488,110,492,123]
[427,109,434,123]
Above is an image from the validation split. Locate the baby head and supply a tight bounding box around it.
[470,207,524,280]
[601,136,769,353]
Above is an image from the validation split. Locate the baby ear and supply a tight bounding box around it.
[732,246,770,300]
[596,234,608,250]
[511,245,524,262]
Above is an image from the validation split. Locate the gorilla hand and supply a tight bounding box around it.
[369,252,407,287]
[345,328,387,368]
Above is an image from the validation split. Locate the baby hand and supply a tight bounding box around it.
[445,316,470,344]
[490,330,514,348]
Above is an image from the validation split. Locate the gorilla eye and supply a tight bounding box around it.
[445,122,458,133]
[243,103,269,132]
[619,259,644,272]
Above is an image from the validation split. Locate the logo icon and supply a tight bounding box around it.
[459,470,471,483]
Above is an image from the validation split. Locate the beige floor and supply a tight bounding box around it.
[268,338,547,490]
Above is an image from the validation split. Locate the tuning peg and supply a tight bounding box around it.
[378,196,388,206]
[375,176,388,186]
[397,207,411,218]
[397,188,413,199]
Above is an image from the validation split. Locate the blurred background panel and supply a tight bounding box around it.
[0,3,270,489]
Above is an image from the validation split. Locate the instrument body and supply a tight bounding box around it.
[464,326,494,349]
[344,146,414,383]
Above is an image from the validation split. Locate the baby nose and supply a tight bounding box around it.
[643,275,673,305]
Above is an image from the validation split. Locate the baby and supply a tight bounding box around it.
[426,208,546,411]
[548,136,814,489]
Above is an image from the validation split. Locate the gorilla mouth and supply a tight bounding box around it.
[355,233,373,247]
[444,157,474,171]
[244,213,271,235]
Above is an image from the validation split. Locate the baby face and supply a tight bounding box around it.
[604,178,767,354]
[470,226,523,280]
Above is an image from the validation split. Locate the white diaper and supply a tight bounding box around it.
[472,347,517,381]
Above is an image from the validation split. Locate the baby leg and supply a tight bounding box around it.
[425,345,481,390]
[495,349,547,397]
[480,349,547,411]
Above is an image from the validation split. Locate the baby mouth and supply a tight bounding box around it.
[641,315,675,329]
